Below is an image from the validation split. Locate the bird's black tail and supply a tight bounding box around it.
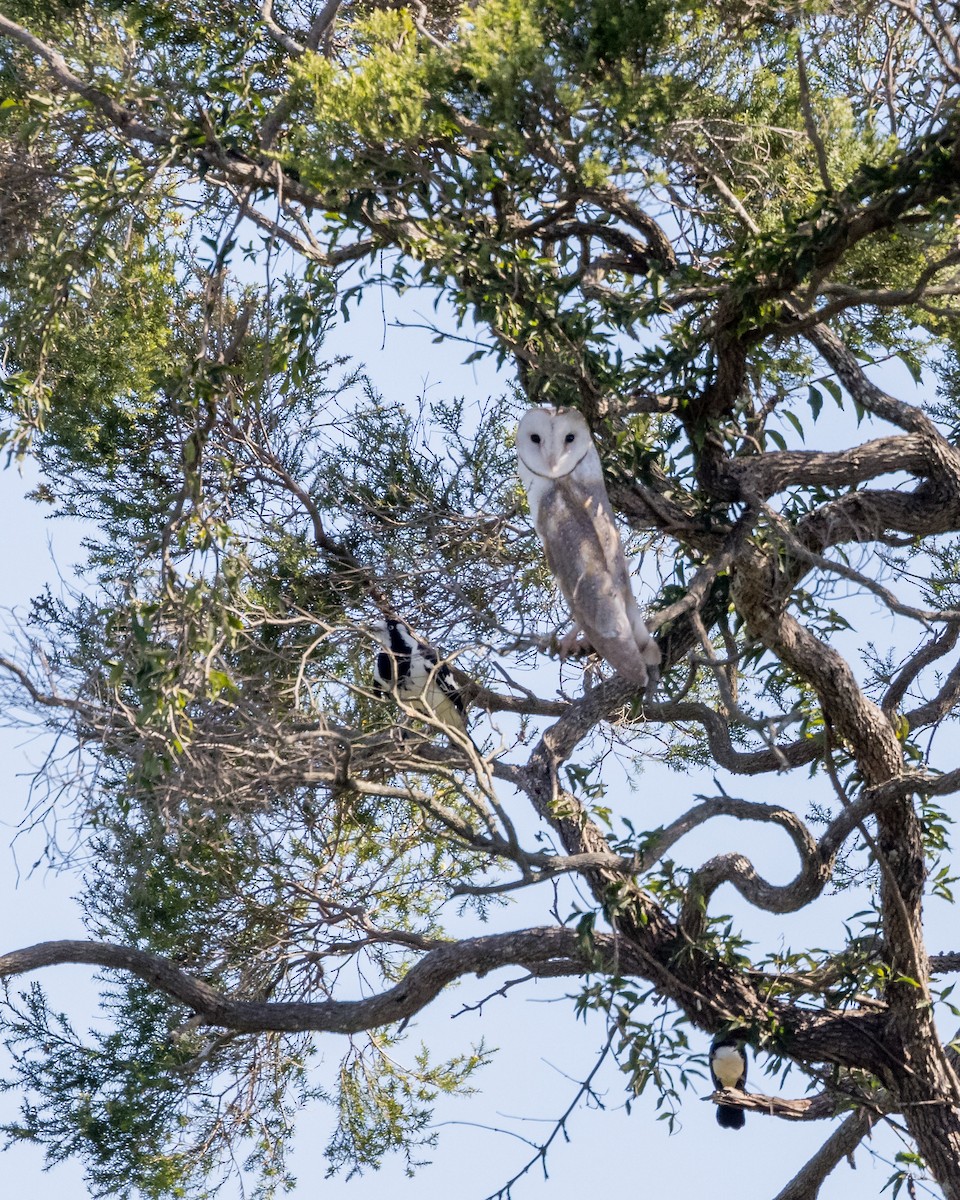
[716,1104,745,1130]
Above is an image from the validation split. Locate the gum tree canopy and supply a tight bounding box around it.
[2,0,960,1196]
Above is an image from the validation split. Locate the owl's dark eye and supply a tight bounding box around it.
[530,433,541,444]
[564,433,576,443]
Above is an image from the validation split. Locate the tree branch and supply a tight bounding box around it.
[0,930,622,1034]
[709,1086,876,1122]
[771,1111,876,1200]
[884,622,960,717]
[804,321,955,442]
[731,434,932,500]
[0,13,170,146]
[795,37,833,193]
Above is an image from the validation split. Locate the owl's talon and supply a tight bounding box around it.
[557,627,586,659]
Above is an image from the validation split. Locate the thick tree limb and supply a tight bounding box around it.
[730,434,931,500]
[0,930,624,1034]
[929,953,960,973]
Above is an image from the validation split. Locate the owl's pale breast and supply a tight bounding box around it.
[536,479,611,585]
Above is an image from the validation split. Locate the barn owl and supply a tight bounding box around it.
[516,406,661,691]
[372,618,468,733]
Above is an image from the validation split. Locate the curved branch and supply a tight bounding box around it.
[904,652,960,731]
[0,929,622,1034]
[642,797,812,878]
[884,622,960,716]
[679,800,827,933]
[682,848,818,930]
[458,792,856,899]
[581,185,678,270]
[731,434,930,500]
[515,676,822,780]
[653,700,822,775]
[260,0,306,55]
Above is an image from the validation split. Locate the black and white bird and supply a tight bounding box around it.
[371,618,468,734]
[710,1035,748,1130]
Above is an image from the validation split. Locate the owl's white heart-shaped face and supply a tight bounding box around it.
[516,407,600,481]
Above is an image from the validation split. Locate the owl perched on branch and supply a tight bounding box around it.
[516,406,660,692]
[372,618,469,733]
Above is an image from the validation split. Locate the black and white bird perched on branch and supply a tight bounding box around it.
[372,618,468,734]
[710,1035,748,1130]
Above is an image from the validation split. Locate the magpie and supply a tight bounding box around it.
[710,1035,748,1130]
[371,618,468,733]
